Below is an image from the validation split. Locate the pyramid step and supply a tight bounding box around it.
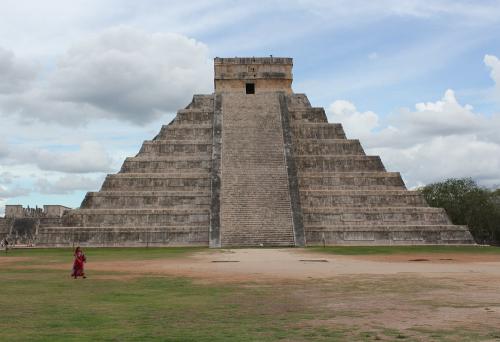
[220,229,294,235]
[295,139,365,155]
[156,124,212,140]
[62,208,210,227]
[66,207,210,214]
[221,241,295,245]
[101,173,210,191]
[297,155,385,172]
[292,123,346,139]
[221,232,295,238]
[300,190,427,207]
[174,109,214,124]
[106,173,209,178]
[221,234,295,239]
[81,191,210,209]
[138,140,212,156]
[120,156,211,173]
[38,217,64,228]
[298,171,406,190]
[302,207,451,226]
[286,94,312,110]
[289,107,327,123]
[152,138,211,144]
[126,155,212,161]
[186,94,214,110]
[305,224,470,232]
[305,224,474,245]
[35,225,209,247]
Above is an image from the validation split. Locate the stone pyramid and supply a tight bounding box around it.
[36,57,474,247]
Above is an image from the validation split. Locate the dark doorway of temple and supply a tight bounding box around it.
[246,83,255,94]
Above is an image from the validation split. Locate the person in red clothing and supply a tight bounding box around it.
[71,246,87,279]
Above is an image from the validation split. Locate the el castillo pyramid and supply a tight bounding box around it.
[1,57,475,247]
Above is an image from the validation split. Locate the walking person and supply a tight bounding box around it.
[71,246,87,279]
[3,238,9,254]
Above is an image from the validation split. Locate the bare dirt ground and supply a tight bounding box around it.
[83,248,500,282]
[4,248,500,282]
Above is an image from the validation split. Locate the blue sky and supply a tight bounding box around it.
[1,0,500,215]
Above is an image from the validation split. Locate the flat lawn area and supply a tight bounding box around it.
[1,247,500,341]
[0,246,204,262]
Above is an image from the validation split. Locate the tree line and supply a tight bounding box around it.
[419,178,500,245]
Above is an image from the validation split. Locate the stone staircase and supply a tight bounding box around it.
[36,95,215,247]
[285,94,474,245]
[219,93,295,247]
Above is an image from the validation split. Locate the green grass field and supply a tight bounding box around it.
[1,246,500,341]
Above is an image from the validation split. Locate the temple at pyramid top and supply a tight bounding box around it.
[214,57,293,94]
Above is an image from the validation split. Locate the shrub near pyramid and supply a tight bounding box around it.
[33,57,474,247]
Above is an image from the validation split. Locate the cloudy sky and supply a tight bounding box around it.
[1,0,500,215]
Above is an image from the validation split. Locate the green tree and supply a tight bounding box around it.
[420,178,500,244]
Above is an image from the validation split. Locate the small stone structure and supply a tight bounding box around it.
[0,205,70,246]
[3,57,475,247]
[214,57,293,94]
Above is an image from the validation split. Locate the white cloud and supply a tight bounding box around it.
[48,27,212,122]
[402,89,483,137]
[301,1,500,23]
[2,141,113,173]
[328,100,379,138]
[0,172,18,185]
[29,142,113,173]
[0,184,30,199]
[484,54,500,82]
[376,135,500,188]
[327,89,500,188]
[0,27,212,125]
[0,47,37,94]
[35,175,104,194]
[484,54,500,98]
[0,139,9,159]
